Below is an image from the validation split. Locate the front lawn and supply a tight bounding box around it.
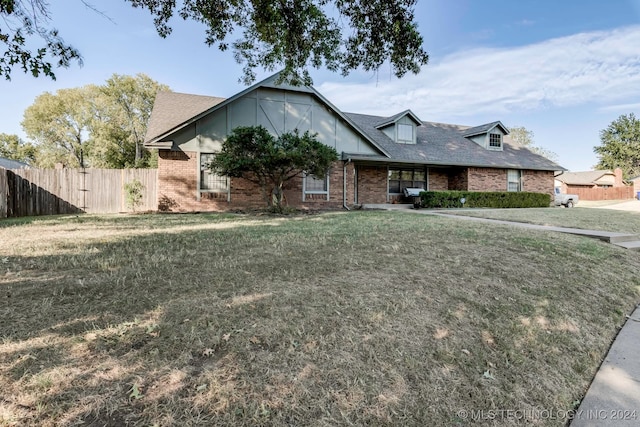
[1,211,639,426]
[443,207,640,234]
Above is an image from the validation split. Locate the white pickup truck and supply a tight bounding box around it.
[554,187,579,208]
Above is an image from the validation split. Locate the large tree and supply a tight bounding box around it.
[210,126,338,211]
[22,86,98,168]
[21,74,167,168]
[2,0,428,85]
[594,113,640,179]
[0,133,37,163]
[508,126,558,162]
[93,73,169,167]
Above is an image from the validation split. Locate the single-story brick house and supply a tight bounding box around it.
[554,168,625,192]
[144,73,564,211]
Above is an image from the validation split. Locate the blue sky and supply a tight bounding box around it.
[1,0,640,171]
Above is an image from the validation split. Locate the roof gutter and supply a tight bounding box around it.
[144,140,173,149]
[342,153,566,172]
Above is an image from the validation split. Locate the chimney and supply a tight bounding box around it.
[614,168,623,186]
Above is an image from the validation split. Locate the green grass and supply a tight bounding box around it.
[1,211,639,426]
[443,206,640,234]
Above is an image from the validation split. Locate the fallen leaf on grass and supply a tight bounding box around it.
[202,348,215,357]
[129,384,143,400]
[222,333,231,341]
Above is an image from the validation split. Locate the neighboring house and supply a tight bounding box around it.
[144,73,564,211]
[0,157,29,170]
[554,168,625,193]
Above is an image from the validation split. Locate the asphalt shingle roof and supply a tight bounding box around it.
[143,85,563,172]
[555,170,612,185]
[145,92,226,143]
[461,121,504,137]
[375,110,421,128]
[345,113,563,171]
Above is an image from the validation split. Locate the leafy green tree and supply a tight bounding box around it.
[0,0,82,80]
[508,126,558,162]
[129,0,428,85]
[594,113,640,179]
[22,85,97,168]
[20,74,166,168]
[0,133,37,163]
[210,126,338,211]
[2,0,428,85]
[93,73,169,167]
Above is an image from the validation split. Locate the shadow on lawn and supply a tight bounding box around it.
[2,213,640,426]
[0,222,298,425]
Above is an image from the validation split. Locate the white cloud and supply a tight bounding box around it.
[598,102,640,112]
[317,25,640,121]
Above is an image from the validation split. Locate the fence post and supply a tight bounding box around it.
[0,168,7,219]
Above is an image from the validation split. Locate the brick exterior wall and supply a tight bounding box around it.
[523,170,554,199]
[467,167,554,197]
[158,151,555,210]
[356,166,387,203]
[158,150,353,211]
[467,167,508,192]
[428,169,449,190]
[448,168,468,191]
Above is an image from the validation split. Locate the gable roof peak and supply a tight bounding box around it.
[375,109,422,129]
[461,121,509,137]
[144,91,226,144]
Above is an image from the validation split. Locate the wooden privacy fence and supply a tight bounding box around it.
[571,186,635,201]
[0,168,157,218]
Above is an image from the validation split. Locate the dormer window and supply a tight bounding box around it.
[462,121,508,150]
[489,133,502,149]
[397,123,414,143]
[375,110,421,145]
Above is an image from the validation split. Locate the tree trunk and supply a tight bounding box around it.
[272,181,284,212]
[135,141,142,164]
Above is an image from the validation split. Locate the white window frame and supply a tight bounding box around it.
[507,169,522,192]
[489,133,502,149]
[199,153,230,200]
[397,123,414,143]
[303,171,330,201]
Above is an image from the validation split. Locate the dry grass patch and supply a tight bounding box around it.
[1,211,639,426]
[444,207,640,234]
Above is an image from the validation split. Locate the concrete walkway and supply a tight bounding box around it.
[428,211,640,250]
[365,205,640,423]
[571,305,640,426]
[363,204,640,250]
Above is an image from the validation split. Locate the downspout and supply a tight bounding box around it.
[343,158,351,210]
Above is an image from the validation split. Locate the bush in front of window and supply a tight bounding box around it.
[419,191,550,208]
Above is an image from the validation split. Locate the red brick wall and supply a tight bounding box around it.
[158,150,351,211]
[428,169,449,190]
[467,167,554,197]
[523,170,554,199]
[448,168,468,190]
[467,167,507,192]
[356,166,387,204]
[158,151,556,209]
